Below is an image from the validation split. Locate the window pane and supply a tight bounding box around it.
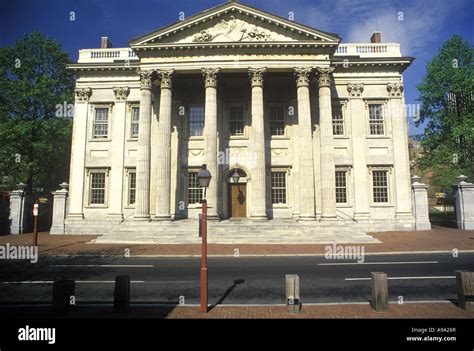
[94,108,109,138]
[332,105,344,135]
[335,171,347,203]
[187,172,203,204]
[90,172,105,204]
[229,106,245,136]
[271,172,286,204]
[131,107,139,137]
[369,104,384,135]
[189,106,204,136]
[372,170,388,203]
[270,106,285,136]
[128,172,136,205]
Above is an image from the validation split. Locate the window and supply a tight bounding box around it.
[89,172,106,205]
[271,171,287,204]
[229,106,245,136]
[368,104,384,135]
[332,105,344,135]
[335,171,347,203]
[189,106,204,137]
[128,171,136,206]
[131,107,139,138]
[372,170,389,203]
[270,105,285,136]
[187,171,203,205]
[93,108,109,139]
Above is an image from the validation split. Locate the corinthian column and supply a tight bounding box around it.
[155,69,174,220]
[316,67,337,220]
[108,87,129,219]
[294,67,315,219]
[249,67,267,219]
[68,88,92,220]
[134,71,154,220]
[202,68,220,219]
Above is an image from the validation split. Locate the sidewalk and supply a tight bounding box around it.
[0,225,473,256]
[1,302,473,319]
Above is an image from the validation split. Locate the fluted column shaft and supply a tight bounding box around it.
[294,67,315,219]
[134,71,154,220]
[203,68,220,219]
[155,70,174,220]
[249,67,267,219]
[317,67,337,219]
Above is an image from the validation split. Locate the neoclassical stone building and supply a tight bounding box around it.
[65,0,416,235]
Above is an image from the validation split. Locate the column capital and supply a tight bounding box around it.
[248,67,266,87]
[138,69,155,90]
[202,67,220,88]
[75,88,92,102]
[293,67,312,87]
[113,87,130,102]
[387,83,404,98]
[158,69,175,89]
[316,67,335,87]
[347,83,364,98]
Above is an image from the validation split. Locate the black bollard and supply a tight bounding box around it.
[52,279,75,313]
[114,275,130,313]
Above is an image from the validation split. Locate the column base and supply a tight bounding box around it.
[320,215,338,221]
[134,215,151,221]
[154,215,172,221]
[298,215,316,221]
[207,214,220,221]
[415,221,432,231]
[250,214,268,221]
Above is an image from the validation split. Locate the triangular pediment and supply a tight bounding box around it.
[129,1,340,47]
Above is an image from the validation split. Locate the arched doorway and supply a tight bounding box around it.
[227,168,248,218]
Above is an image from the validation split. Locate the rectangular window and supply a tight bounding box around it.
[229,106,245,136]
[270,105,285,136]
[128,171,136,206]
[187,171,203,205]
[131,107,139,138]
[332,105,344,135]
[368,104,384,135]
[271,171,287,204]
[372,170,389,203]
[93,108,109,139]
[189,106,204,137]
[335,171,347,203]
[89,172,106,205]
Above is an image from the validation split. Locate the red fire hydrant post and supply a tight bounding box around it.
[32,202,39,246]
[200,199,208,313]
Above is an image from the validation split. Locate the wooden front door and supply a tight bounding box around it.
[229,183,247,218]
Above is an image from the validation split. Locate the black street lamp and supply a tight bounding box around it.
[231,169,241,184]
[196,164,211,313]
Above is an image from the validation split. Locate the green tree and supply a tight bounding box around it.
[416,35,474,192]
[0,31,74,194]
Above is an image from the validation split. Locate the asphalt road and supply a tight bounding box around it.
[0,252,473,305]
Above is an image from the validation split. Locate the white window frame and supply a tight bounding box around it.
[366,101,388,137]
[270,168,290,207]
[85,168,110,208]
[187,104,205,139]
[90,104,113,141]
[268,103,288,138]
[369,166,393,206]
[332,102,346,137]
[226,103,249,139]
[124,168,136,208]
[130,105,140,139]
[186,169,204,208]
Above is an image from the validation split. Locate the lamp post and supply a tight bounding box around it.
[32,186,44,247]
[197,164,211,313]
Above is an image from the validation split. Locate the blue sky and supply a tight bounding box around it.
[1,0,473,135]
